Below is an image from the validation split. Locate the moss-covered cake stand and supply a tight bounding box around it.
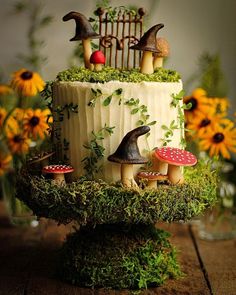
[16,162,217,290]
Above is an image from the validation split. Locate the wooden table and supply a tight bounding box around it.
[0,201,235,295]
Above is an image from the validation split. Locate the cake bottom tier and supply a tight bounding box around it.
[59,224,181,289]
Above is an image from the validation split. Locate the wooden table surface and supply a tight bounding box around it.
[0,201,235,295]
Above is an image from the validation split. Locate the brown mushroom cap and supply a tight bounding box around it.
[137,171,168,181]
[63,11,101,41]
[108,126,150,164]
[130,23,164,53]
[154,37,170,58]
[27,151,54,165]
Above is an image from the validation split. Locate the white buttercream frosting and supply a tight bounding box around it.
[53,80,183,182]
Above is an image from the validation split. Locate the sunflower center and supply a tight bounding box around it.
[187,98,198,111]
[200,118,211,128]
[13,135,23,143]
[29,116,40,127]
[20,71,33,80]
[213,132,224,143]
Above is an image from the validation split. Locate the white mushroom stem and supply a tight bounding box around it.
[147,180,157,188]
[167,165,184,184]
[53,173,65,186]
[121,164,138,188]
[140,51,154,74]
[153,56,163,69]
[94,64,103,71]
[82,38,93,69]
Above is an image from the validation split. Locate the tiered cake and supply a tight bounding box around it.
[53,9,184,183]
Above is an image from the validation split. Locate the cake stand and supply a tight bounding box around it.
[16,162,217,289]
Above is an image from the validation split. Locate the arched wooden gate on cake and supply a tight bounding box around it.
[95,7,145,69]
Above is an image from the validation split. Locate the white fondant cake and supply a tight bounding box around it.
[53,79,183,182]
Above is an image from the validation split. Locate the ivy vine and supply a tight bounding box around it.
[82,124,115,180]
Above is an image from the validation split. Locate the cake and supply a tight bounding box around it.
[53,10,184,183]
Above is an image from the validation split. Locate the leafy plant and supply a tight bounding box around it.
[124,98,157,128]
[41,81,53,109]
[161,120,179,146]
[88,88,123,107]
[82,124,115,179]
[13,0,53,72]
[185,52,228,97]
[170,90,192,148]
[54,103,79,122]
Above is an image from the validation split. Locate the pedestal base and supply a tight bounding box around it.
[59,224,181,289]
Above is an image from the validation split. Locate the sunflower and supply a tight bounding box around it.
[0,107,6,127]
[10,69,45,97]
[0,153,12,176]
[12,108,26,121]
[187,109,231,137]
[184,88,213,122]
[208,97,229,113]
[7,127,31,154]
[0,108,19,133]
[0,84,13,96]
[199,124,236,159]
[23,108,52,139]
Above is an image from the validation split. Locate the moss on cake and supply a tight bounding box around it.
[56,66,181,83]
[16,161,217,225]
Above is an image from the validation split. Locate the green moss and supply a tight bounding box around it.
[56,66,181,83]
[59,224,181,289]
[16,162,217,225]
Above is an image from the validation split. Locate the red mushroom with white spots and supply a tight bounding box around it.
[90,50,106,71]
[42,164,74,185]
[137,171,168,188]
[154,147,197,184]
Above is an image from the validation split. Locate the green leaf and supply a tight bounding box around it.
[13,1,28,13]
[103,95,112,106]
[183,102,192,110]
[91,88,97,95]
[125,98,136,106]
[161,125,168,130]
[114,88,123,95]
[40,15,53,27]
[131,108,139,114]
[172,89,185,99]
[148,121,157,126]
[137,120,144,126]
[88,99,96,107]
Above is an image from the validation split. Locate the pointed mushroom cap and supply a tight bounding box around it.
[130,23,164,53]
[63,11,101,41]
[155,147,197,166]
[108,126,150,164]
